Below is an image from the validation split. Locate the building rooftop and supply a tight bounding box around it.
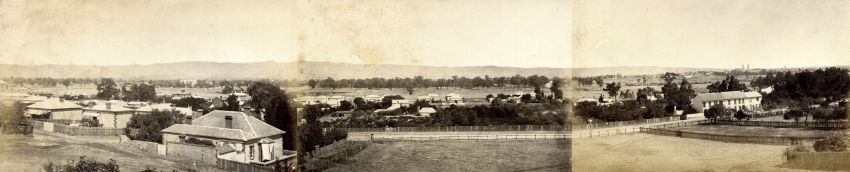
[693,91,762,102]
[162,110,285,141]
[26,98,82,110]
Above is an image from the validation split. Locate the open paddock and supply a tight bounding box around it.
[572,133,811,172]
[666,125,845,138]
[325,140,569,172]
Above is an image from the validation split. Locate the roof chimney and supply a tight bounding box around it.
[106,102,112,110]
[224,116,233,129]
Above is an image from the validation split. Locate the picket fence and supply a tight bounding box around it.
[640,127,823,145]
[216,158,279,172]
[571,120,708,138]
[570,116,681,131]
[303,141,368,172]
[28,119,127,136]
[0,124,33,135]
[713,120,848,128]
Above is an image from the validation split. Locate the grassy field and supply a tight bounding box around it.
[666,125,846,138]
[324,140,569,172]
[0,131,224,172]
[572,134,814,172]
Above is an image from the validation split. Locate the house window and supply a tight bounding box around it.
[249,145,255,160]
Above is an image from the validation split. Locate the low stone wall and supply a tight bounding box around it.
[166,142,218,165]
[120,136,160,154]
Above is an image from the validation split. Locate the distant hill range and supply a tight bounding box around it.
[0,61,726,80]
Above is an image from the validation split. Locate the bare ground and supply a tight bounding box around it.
[325,140,570,172]
[571,133,825,172]
[0,130,224,172]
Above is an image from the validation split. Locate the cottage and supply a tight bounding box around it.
[25,98,83,120]
[445,93,464,105]
[364,95,381,102]
[82,102,134,128]
[20,95,48,105]
[691,91,762,112]
[161,110,296,165]
[318,110,353,123]
[418,107,436,117]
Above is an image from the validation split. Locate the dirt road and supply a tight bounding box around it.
[0,130,224,172]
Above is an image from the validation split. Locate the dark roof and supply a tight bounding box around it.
[162,110,284,141]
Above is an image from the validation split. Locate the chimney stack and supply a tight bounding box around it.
[106,102,112,110]
[225,116,233,129]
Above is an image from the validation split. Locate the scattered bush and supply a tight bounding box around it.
[813,135,849,152]
[80,118,102,127]
[43,156,120,172]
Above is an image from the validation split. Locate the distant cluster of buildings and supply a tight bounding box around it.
[301,93,465,123]
[2,91,296,169]
[19,96,195,128]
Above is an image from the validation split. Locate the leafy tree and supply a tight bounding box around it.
[96,78,120,100]
[704,104,726,123]
[224,94,240,111]
[707,75,747,93]
[247,81,296,150]
[636,87,656,101]
[307,79,318,89]
[784,109,807,123]
[323,77,336,90]
[122,83,156,102]
[661,72,679,84]
[80,118,102,127]
[594,77,604,88]
[550,78,564,100]
[733,109,749,121]
[339,100,354,111]
[520,94,533,103]
[619,90,635,100]
[173,97,207,111]
[604,82,621,102]
[380,95,404,108]
[221,85,234,94]
[62,79,71,89]
[126,110,184,143]
[44,157,120,172]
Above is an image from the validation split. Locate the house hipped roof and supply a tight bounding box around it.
[26,98,82,110]
[693,91,762,102]
[83,102,133,112]
[161,110,284,141]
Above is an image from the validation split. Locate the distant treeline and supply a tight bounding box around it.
[305,75,564,90]
[750,67,850,108]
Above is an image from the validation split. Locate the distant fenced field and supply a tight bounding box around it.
[640,127,824,145]
[713,120,848,128]
[349,133,569,142]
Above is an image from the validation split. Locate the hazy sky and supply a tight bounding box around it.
[0,0,571,68]
[2,0,847,69]
[574,0,850,69]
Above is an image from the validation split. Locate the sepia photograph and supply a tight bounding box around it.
[0,0,848,172]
